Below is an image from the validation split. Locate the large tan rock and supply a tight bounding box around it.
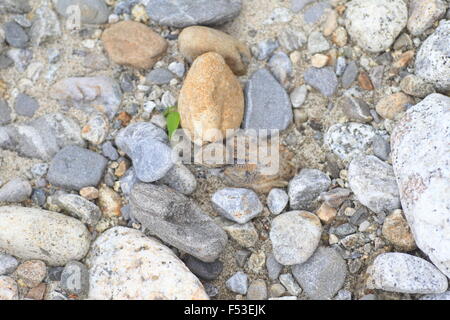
[178,52,244,144]
[179,26,250,75]
[101,21,167,69]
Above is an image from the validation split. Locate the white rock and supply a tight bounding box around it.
[0,206,91,266]
[345,0,407,53]
[391,93,450,277]
[86,227,208,300]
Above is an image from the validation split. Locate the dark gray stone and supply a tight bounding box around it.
[101,141,119,161]
[159,163,197,195]
[4,21,29,48]
[304,67,338,97]
[14,93,39,117]
[60,261,89,296]
[146,68,175,85]
[0,99,12,125]
[341,61,358,89]
[184,255,223,280]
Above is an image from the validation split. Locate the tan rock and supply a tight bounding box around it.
[0,276,18,300]
[16,260,47,288]
[382,210,416,251]
[322,10,338,36]
[179,26,251,76]
[316,203,337,224]
[178,52,244,144]
[358,71,374,91]
[332,27,348,47]
[101,21,168,69]
[311,53,329,68]
[25,283,46,300]
[375,92,413,120]
[80,187,99,200]
[98,185,122,217]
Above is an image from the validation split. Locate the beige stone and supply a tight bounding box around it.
[382,210,416,251]
[376,92,413,120]
[0,276,18,300]
[178,52,244,144]
[322,10,338,36]
[179,26,251,76]
[101,21,168,69]
[316,203,337,224]
[332,27,348,47]
[16,260,47,288]
[98,185,122,217]
[80,187,99,200]
[311,53,329,68]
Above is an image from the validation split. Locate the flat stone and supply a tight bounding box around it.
[55,0,109,24]
[292,246,347,300]
[367,253,448,294]
[48,146,107,191]
[243,68,293,131]
[307,31,330,54]
[14,93,39,117]
[0,254,18,275]
[270,211,322,265]
[54,193,101,226]
[130,183,228,262]
[407,0,447,36]
[341,61,358,89]
[145,68,175,85]
[0,178,32,203]
[226,271,248,294]
[146,0,242,28]
[86,227,208,300]
[212,188,263,224]
[304,67,338,97]
[184,255,223,281]
[288,168,331,210]
[340,95,372,123]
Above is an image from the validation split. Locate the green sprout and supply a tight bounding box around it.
[164,106,181,139]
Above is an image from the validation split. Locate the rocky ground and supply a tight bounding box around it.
[0,0,449,301]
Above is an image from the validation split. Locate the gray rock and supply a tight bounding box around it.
[0,254,18,275]
[55,0,110,24]
[288,168,331,210]
[277,29,306,52]
[235,249,251,268]
[330,223,357,237]
[0,178,32,203]
[204,283,219,298]
[60,261,89,296]
[226,271,248,294]
[247,280,268,300]
[421,291,450,300]
[279,273,301,296]
[31,189,46,207]
[184,255,223,281]
[407,0,447,36]
[101,141,119,161]
[252,38,279,61]
[159,163,197,195]
[243,68,293,131]
[290,85,308,108]
[292,247,347,300]
[270,211,322,265]
[391,93,450,277]
[81,114,109,145]
[146,0,242,28]
[303,1,331,24]
[415,21,450,92]
[14,93,39,117]
[212,188,263,224]
[304,67,338,97]
[345,0,408,53]
[319,188,351,208]
[47,146,107,191]
[372,134,390,161]
[130,183,228,262]
[0,99,12,125]
[146,68,175,85]
[0,0,31,14]
[30,5,61,46]
[266,253,283,280]
[268,52,293,85]
[367,253,448,294]
[291,0,314,13]
[54,193,101,226]
[4,21,28,48]
[6,48,32,72]
[307,31,330,54]
[119,167,138,196]
[400,74,435,98]
[168,61,185,78]
[267,188,288,215]
[340,95,372,123]
[341,61,358,89]
[348,155,400,214]
[335,56,346,76]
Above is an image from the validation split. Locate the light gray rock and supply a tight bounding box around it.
[55,0,110,24]
[266,253,283,280]
[243,68,293,131]
[279,273,301,296]
[130,183,228,262]
[119,167,138,196]
[372,134,391,161]
[247,280,268,300]
[81,113,109,145]
[264,7,292,25]
[288,169,331,210]
[304,67,338,97]
[226,271,248,294]
[30,5,61,46]
[291,0,314,13]
[47,146,107,190]
[0,178,31,203]
[146,68,175,85]
[391,93,450,277]
[367,253,448,294]
[345,0,408,53]
[212,188,263,224]
[54,193,101,226]
[277,29,306,52]
[0,0,31,14]
[60,261,89,296]
[0,254,18,275]
[290,85,308,108]
[407,0,447,36]
[101,141,119,161]
[307,31,330,54]
[252,39,279,61]
[292,247,347,300]
[268,52,293,85]
[341,61,358,89]
[420,291,450,300]
[146,0,242,28]
[86,227,209,300]
[0,206,91,266]
[6,48,32,72]
[348,155,400,214]
[159,163,197,195]
[303,1,331,24]
[14,93,39,117]
[339,95,372,123]
[270,211,322,265]
[415,21,450,92]
[267,188,288,215]
[168,61,185,78]
[0,99,11,125]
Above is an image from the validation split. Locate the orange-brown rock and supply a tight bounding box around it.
[382,210,416,251]
[178,52,244,145]
[101,21,167,69]
[179,26,250,76]
[358,71,374,91]
[98,185,122,218]
[375,92,413,120]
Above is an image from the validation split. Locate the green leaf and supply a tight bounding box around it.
[166,110,180,139]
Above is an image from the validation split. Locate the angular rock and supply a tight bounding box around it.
[268,52,293,85]
[341,61,358,89]
[30,5,62,46]
[247,280,268,300]
[307,31,330,54]
[367,253,448,294]
[226,271,248,294]
[86,227,208,300]
[54,193,101,226]
[266,253,283,280]
[184,255,223,281]
[0,99,11,125]
[279,273,301,296]
[391,93,450,277]
[0,206,91,266]
[212,188,263,224]
[55,0,109,24]
[304,67,338,97]
[375,92,413,120]
[223,222,258,248]
[16,260,46,288]
[4,21,28,48]
[146,0,242,28]
[382,210,416,251]
[14,93,39,117]
[252,38,279,61]
[340,95,372,123]
[130,183,228,262]
[288,169,331,210]
[407,0,447,36]
[270,211,322,265]
[0,178,32,203]
[243,68,293,131]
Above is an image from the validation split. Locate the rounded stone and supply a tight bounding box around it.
[55,0,109,24]
[375,92,413,120]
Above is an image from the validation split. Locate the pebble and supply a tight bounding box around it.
[303,67,338,97]
[264,7,292,24]
[179,52,244,144]
[16,260,46,288]
[348,155,400,214]
[307,31,330,54]
[243,68,293,131]
[168,62,185,78]
[339,95,372,123]
[303,1,330,24]
[247,280,267,300]
[30,5,61,46]
[270,211,322,265]
[277,29,306,52]
[47,146,107,191]
[266,253,283,280]
[223,222,258,248]
[130,183,227,262]
[290,85,308,108]
[0,178,32,203]
[59,261,89,297]
[101,141,119,161]
[375,92,413,120]
[268,52,293,85]
[55,0,109,24]
[0,254,18,275]
[159,163,197,195]
[252,38,279,61]
[0,98,11,125]
[14,93,39,117]
[4,21,28,48]
[86,227,208,299]
[146,0,242,28]
[400,74,435,98]
[291,0,314,13]
[311,53,329,68]
[292,246,347,300]
[332,27,348,47]
[0,276,18,300]
[235,249,251,268]
[179,26,250,76]
[98,185,122,218]
[391,93,450,277]
[279,273,301,296]
[267,188,289,215]
[288,168,331,210]
[25,283,46,300]
[269,283,286,297]
[316,203,337,224]
[226,271,248,295]
[345,0,407,53]
[81,114,109,145]
[184,255,223,281]
[212,188,263,224]
[407,0,447,36]
[367,253,448,294]
[101,21,167,69]
[415,21,450,92]
[341,61,358,89]
[146,68,175,85]
[357,71,374,91]
[6,48,32,72]
[319,188,351,208]
[382,210,416,251]
[54,193,101,226]
[372,134,391,161]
